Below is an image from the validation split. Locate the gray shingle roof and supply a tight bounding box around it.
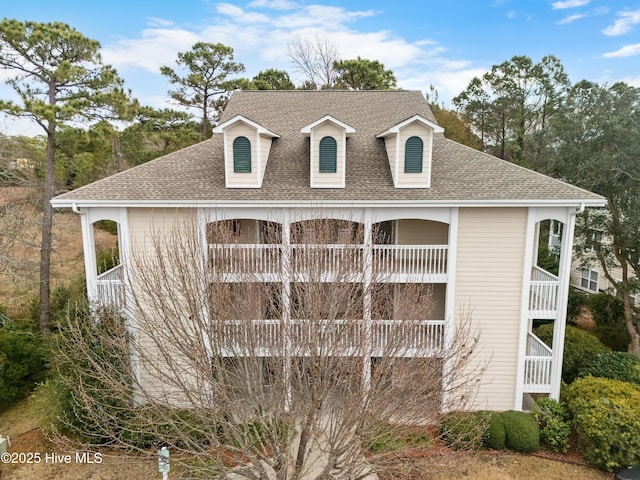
[53,90,604,205]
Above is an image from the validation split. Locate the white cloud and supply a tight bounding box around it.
[216,3,271,23]
[603,9,640,36]
[552,0,589,10]
[146,17,174,27]
[247,0,298,10]
[557,13,585,24]
[621,75,640,87]
[603,43,640,58]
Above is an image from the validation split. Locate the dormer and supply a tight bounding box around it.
[376,115,444,189]
[301,115,355,189]
[212,115,279,188]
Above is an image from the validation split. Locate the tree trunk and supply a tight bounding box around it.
[626,296,640,356]
[39,128,56,333]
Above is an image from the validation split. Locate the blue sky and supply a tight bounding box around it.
[1,0,639,135]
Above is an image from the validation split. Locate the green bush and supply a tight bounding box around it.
[500,410,539,453]
[0,320,48,410]
[440,411,489,450]
[532,398,570,453]
[483,411,506,450]
[565,376,640,471]
[588,293,630,351]
[578,351,640,385]
[537,324,610,383]
[566,287,588,323]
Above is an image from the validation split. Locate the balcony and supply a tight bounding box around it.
[215,319,446,358]
[523,332,552,393]
[529,266,559,318]
[209,244,448,282]
[95,264,126,311]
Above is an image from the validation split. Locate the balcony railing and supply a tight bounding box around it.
[209,244,448,280]
[214,319,446,357]
[523,332,553,393]
[529,266,559,318]
[95,264,126,310]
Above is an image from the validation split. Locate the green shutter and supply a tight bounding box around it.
[319,136,337,173]
[233,136,251,173]
[404,136,423,173]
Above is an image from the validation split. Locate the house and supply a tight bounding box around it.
[51,90,605,412]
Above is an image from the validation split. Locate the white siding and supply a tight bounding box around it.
[395,122,432,188]
[310,121,345,188]
[226,122,260,188]
[454,208,527,411]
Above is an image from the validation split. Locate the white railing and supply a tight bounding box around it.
[96,264,126,310]
[292,245,364,275]
[529,266,559,317]
[208,244,448,278]
[209,244,282,274]
[215,319,446,357]
[372,245,448,277]
[523,332,553,393]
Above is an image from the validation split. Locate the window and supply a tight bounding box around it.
[404,136,423,173]
[233,136,251,173]
[319,136,337,173]
[581,269,599,292]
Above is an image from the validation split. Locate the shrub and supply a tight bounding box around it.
[0,320,48,410]
[483,411,506,450]
[566,287,587,323]
[578,351,640,385]
[588,293,630,351]
[532,398,570,453]
[440,411,489,450]
[500,410,539,453]
[537,324,610,383]
[565,377,640,471]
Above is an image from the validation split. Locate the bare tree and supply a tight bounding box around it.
[287,34,340,89]
[55,214,484,479]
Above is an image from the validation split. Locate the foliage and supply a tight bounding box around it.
[0,19,133,332]
[500,410,539,453]
[0,319,48,410]
[578,351,640,385]
[429,104,482,149]
[440,411,490,450]
[566,287,588,324]
[588,293,630,351]
[532,398,570,453]
[453,55,569,164]
[53,307,134,443]
[565,376,640,471]
[542,81,640,354]
[537,323,610,383]
[483,411,506,450]
[160,42,245,136]
[365,421,431,453]
[251,69,295,90]
[333,57,397,90]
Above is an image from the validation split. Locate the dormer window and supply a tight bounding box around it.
[301,115,355,189]
[212,114,279,189]
[233,136,252,173]
[376,115,444,189]
[404,136,423,173]
[319,136,337,173]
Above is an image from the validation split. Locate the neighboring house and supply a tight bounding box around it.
[51,90,605,412]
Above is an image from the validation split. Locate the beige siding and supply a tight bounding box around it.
[259,134,273,183]
[226,122,259,187]
[128,208,202,404]
[396,219,448,245]
[454,208,527,411]
[311,121,344,188]
[384,135,397,183]
[396,122,431,188]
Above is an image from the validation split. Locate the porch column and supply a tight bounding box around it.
[442,207,459,412]
[77,206,98,305]
[362,215,373,394]
[550,207,578,400]
[282,211,292,410]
